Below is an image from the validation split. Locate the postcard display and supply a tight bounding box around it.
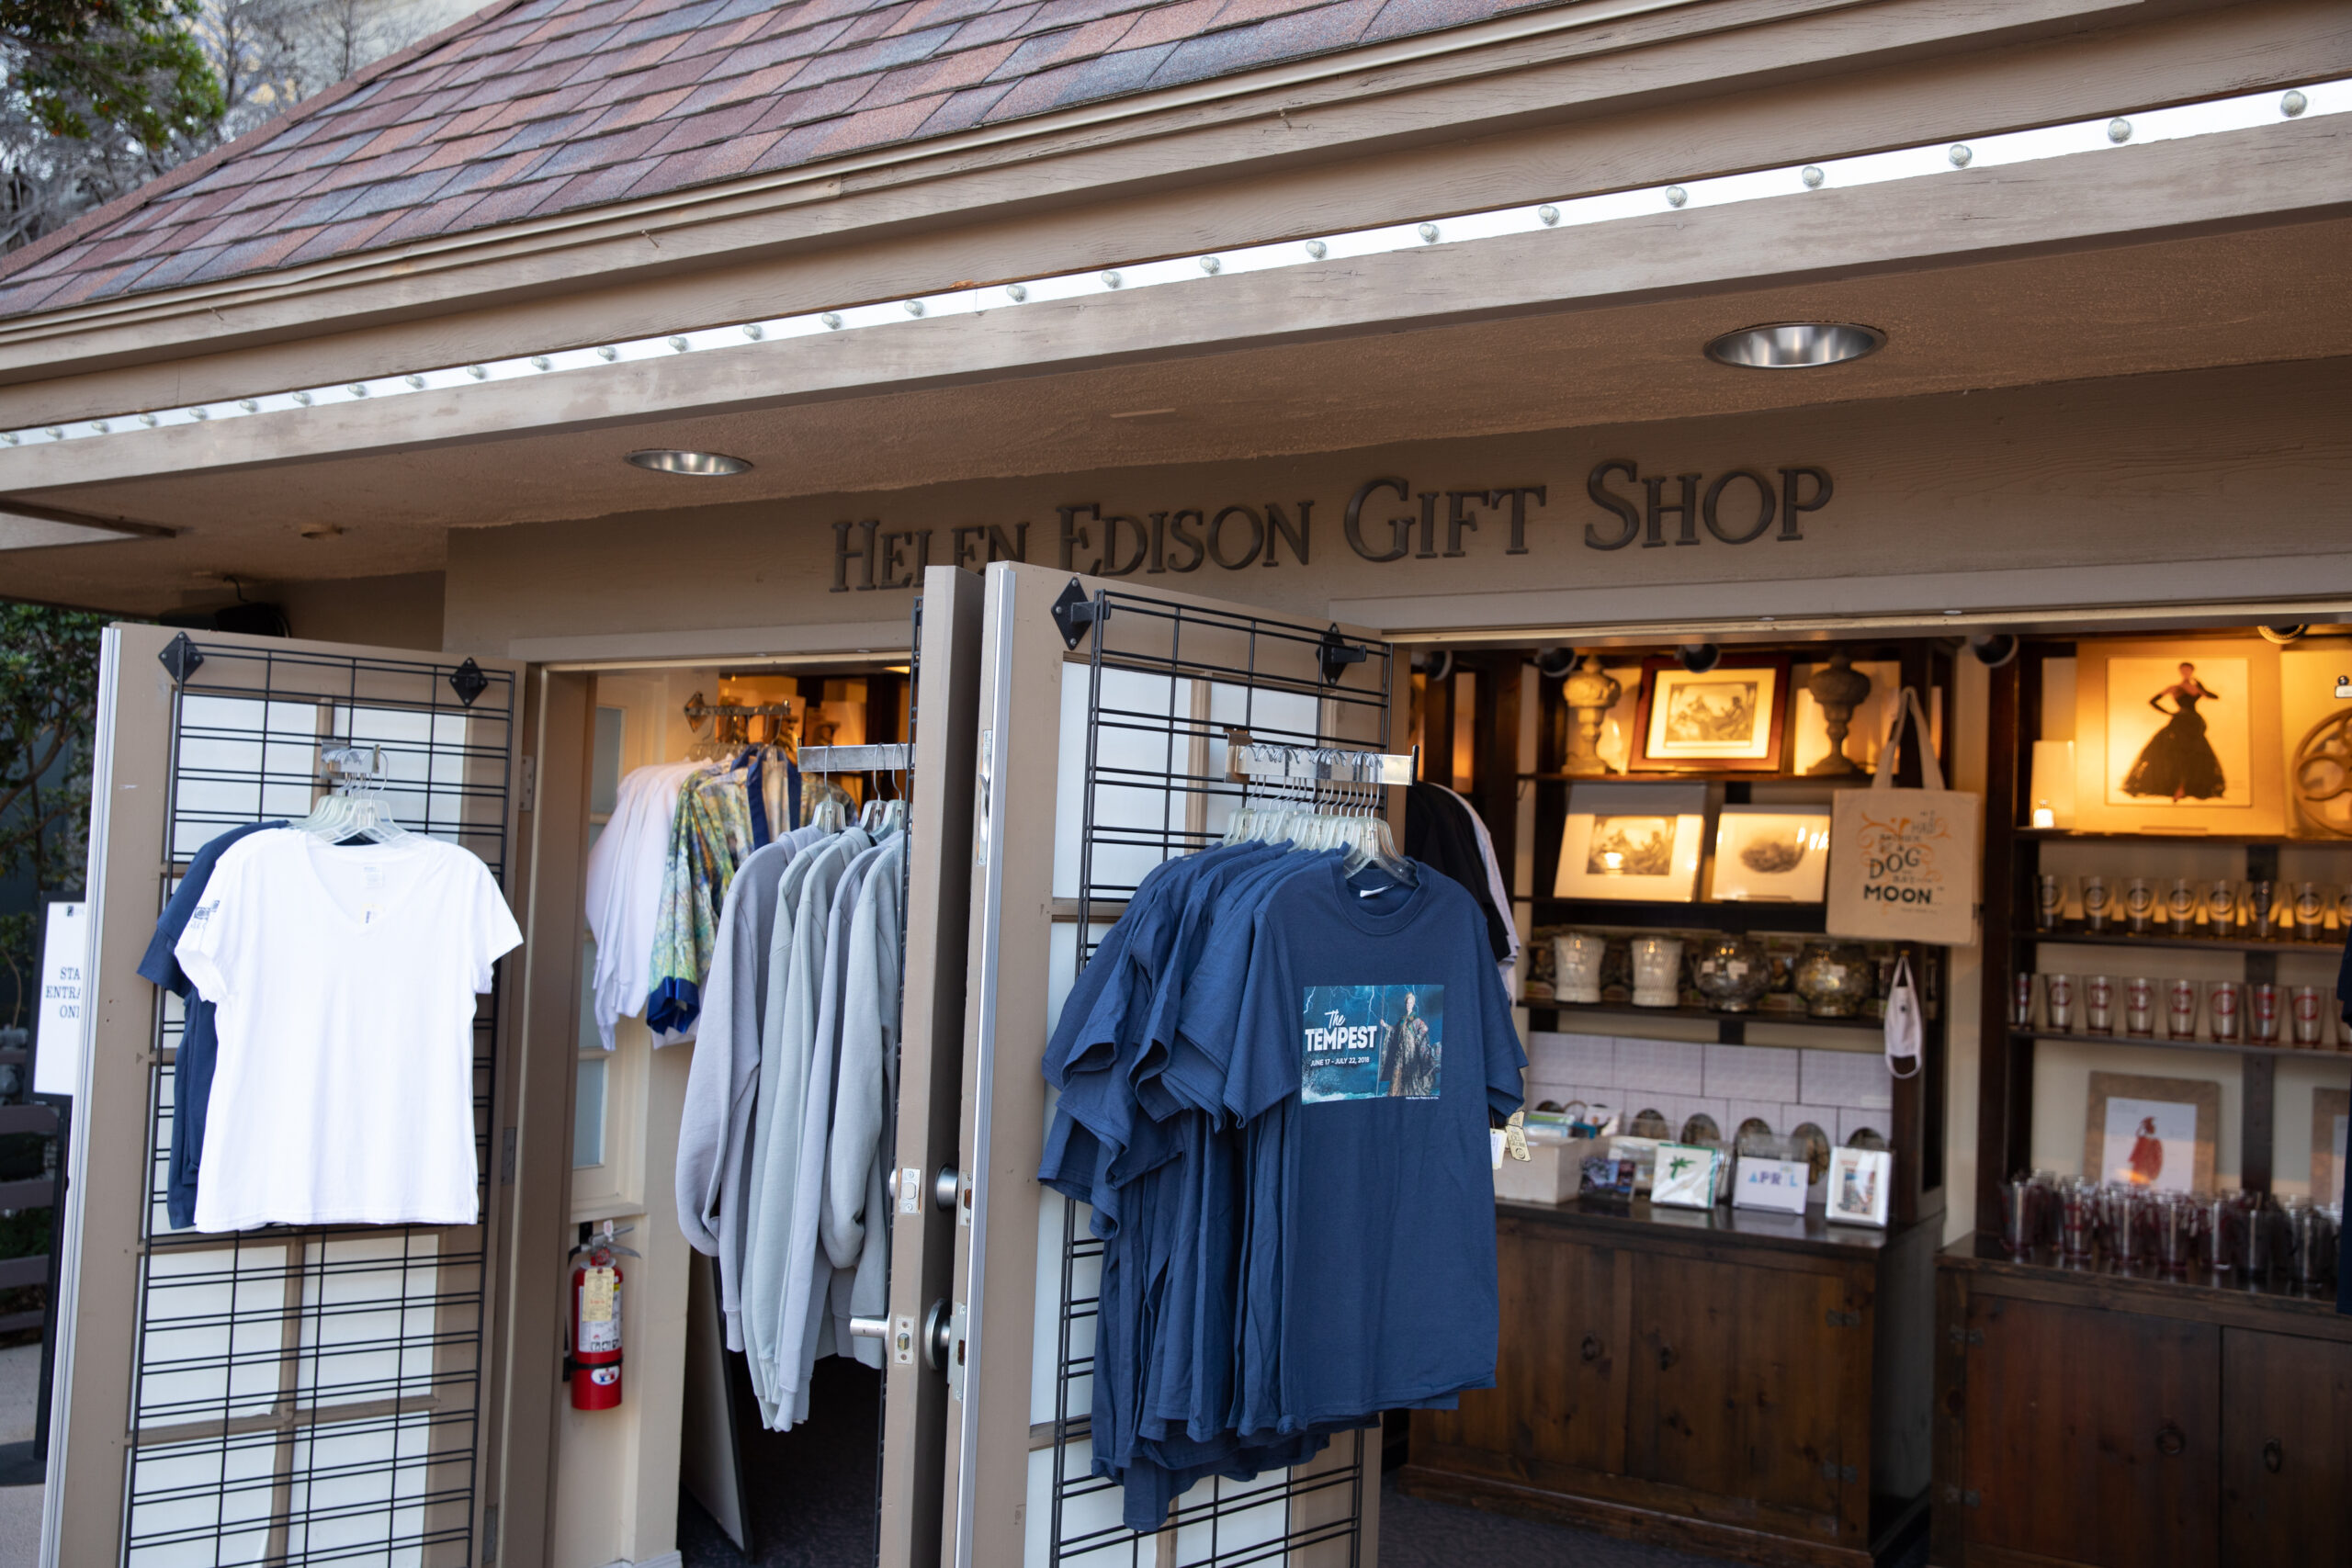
[1934,632,2352,1567]
[1400,638,1953,1565]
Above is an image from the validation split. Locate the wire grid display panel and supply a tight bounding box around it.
[130,643,513,1568]
[1041,590,1391,1567]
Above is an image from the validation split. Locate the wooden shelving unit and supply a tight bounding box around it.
[1975,639,2352,1222]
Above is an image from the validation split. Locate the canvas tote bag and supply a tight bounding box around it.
[1826,687,1983,946]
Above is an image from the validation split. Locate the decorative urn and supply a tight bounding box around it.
[1561,656,1622,775]
[1806,651,1874,775]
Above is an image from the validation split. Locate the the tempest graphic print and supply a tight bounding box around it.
[1301,984,1444,1102]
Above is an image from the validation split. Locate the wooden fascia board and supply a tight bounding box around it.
[3,113,2341,496]
[0,0,2175,378]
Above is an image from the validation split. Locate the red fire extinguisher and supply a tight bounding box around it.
[568,1221,639,1411]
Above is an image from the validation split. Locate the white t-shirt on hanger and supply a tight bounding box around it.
[175,830,523,1232]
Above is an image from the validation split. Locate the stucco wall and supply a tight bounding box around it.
[441,360,2352,658]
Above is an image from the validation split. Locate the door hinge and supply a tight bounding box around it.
[1825,1310,1860,1328]
[481,1503,499,1562]
[1820,1461,1859,1483]
[518,754,537,813]
[499,1126,517,1186]
[1939,1483,1982,1508]
[1948,1326,1983,1348]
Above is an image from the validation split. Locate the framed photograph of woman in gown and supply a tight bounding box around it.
[2073,637,2284,835]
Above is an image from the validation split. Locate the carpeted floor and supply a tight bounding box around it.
[677,1356,884,1568]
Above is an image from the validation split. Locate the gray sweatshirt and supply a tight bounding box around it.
[772,837,890,1415]
[673,829,820,1349]
[741,827,870,1427]
[825,832,903,1367]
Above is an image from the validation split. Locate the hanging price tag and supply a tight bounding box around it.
[581,1266,615,1323]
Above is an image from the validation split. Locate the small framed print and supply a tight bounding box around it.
[1733,1155,1812,1214]
[1826,1145,1893,1227]
[1554,783,1706,902]
[2084,1070,2220,1195]
[1651,1143,1720,1209]
[1710,805,1832,902]
[1632,654,1790,773]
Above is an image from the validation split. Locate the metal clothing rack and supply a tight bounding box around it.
[800,742,911,774]
[1052,585,1392,1566]
[1223,729,1416,786]
[133,639,514,1566]
[681,693,796,748]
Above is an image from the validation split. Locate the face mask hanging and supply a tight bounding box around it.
[1883,953,1924,1079]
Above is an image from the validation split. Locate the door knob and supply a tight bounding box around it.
[2263,1438,2283,1474]
[1580,1335,1603,1362]
[2155,1422,2186,1457]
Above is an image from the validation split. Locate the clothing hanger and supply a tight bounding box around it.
[299,744,411,844]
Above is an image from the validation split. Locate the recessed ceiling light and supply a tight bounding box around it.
[1704,321,1884,368]
[626,448,752,476]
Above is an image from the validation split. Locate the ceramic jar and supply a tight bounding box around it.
[1552,930,1606,1004]
[1630,936,1685,1009]
[1691,934,1771,1013]
[1793,942,1875,1018]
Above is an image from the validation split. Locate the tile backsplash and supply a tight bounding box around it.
[1528,1031,1898,1147]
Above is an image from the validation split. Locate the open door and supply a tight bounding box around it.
[43,625,535,1567]
[878,564,989,1568]
[939,561,1401,1568]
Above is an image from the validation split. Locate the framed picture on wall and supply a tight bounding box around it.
[1710,805,1832,901]
[1553,784,1706,901]
[1632,655,1790,773]
[2083,1071,2221,1196]
[2314,1089,2349,1205]
[2072,637,2284,836]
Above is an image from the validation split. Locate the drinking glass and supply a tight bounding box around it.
[2291,986,2324,1046]
[2084,975,2115,1035]
[2059,1179,2098,1261]
[2083,875,2113,933]
[2036,874,2065,932]
[2125,877,2154,935]
[2165,878,2198,935]
[2245,1194,2279,1282]
[2124,976,2155,1038]
[2012,973,2036,1030]
[2209,980,2242,1042]
[2204,1193,2244,1277]
[2249,982,2280,1044]
[2295,881,2326,942]
[2285,1197,2337,1293]
[2154,1192,2199,1275]
[2044,973,2076,1032]
[2104,1184,2147,1270]
[2250,880,2277,939]
[2000,1176,2038,1257]
[2165,978,2199,1041]
[2206,878,2239,935]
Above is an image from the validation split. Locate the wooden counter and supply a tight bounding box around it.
[1400,1198,1934,1567]
[1931,1235,2352,1566]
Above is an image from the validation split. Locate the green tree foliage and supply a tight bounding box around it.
[0,603,109,1025]
[5,0,221,144]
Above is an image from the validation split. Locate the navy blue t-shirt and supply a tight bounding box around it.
[1225,860,1525,1433]
[137,821,287,1230]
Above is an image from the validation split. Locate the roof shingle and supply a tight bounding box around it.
[0,0,1546,319]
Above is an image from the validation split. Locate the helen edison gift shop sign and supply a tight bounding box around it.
[828,459,1836,591]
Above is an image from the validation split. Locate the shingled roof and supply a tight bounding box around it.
[0,0,1532,320]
